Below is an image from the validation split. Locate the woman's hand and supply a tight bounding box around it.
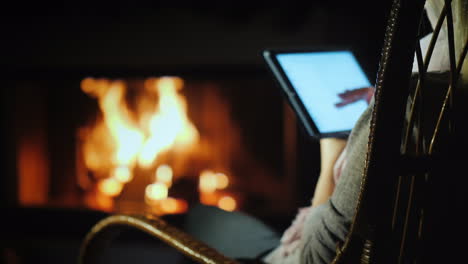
[335,86,375,107]
[311,137,347,207]
[275,137,348,257]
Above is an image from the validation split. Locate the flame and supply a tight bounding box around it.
[80,77,200,208]
[138,77,199,167]
[112,166,133,183]
[198,170,236,210]
[101,83,145,166]
[80,77,241,215]
[160,197,188,214]
[215,173,229,189]
[145,182,168,201]
[155,164,173,187]
[200,191,218,205]
[218,195,237,212]
[98,178,123,197]
[199,170,218,193]
[80,78,144,169]
[85,191,114,212]
[80,76,199,171]
[199,170,230,192]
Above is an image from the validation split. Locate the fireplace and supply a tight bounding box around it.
[6,67,321,227]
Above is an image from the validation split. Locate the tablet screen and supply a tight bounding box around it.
[276,51,372,134]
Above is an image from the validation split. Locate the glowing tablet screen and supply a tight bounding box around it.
[276,51,372,133]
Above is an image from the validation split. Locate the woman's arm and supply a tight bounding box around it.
[265,137,348,259]
[311,137,347,207]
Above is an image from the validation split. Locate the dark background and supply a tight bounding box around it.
[2,1,392,78]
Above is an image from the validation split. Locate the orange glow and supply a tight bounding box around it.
[81,78,109,98]
[98,178,123,197]
[79,76,200,208]
[99,82,145,166]
[80,79,144,169]
[85,192,114,212]
[145,183,168,201]
[17,137,49,205]
[94,193,114,211]
[112,166,133,183]
[160,197,188,214]
[161,197,177,212]
[199,170,232,207]
[138,77,199,167]
[218,195,237,212]
[215,173,229,189]
[78,77,245,214]
[80,76,199,171]
[199,170,218,193]
[155,164,173,186]
[200,191,219,206]
[199,170,229,193]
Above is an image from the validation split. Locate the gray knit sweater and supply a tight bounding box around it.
[264,99,372,264]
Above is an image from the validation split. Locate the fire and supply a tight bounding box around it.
[80,76,199,211]
[198,170,237,210]
[218,195,237,212]
[82,79,144,167]
[155,164,173,187]
[145,182,168,201]
[160,198,188,214]
[112,166,133,183]
[138,77,199,167]
[215,173,229,189]
[98,178,123,197]
[80,76,238,214]
[144,163,189,214]
[81,77,198,171]
[199,170,218,193]
[199,170,230,192]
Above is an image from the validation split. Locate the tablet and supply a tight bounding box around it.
[263,48,373,139]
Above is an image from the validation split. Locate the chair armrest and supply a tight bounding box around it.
[79,214,240,264]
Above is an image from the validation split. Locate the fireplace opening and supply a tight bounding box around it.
[10,69,319,229]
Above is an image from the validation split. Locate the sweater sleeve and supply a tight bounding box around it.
[299,99,372,264]
[263,99,372,264]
